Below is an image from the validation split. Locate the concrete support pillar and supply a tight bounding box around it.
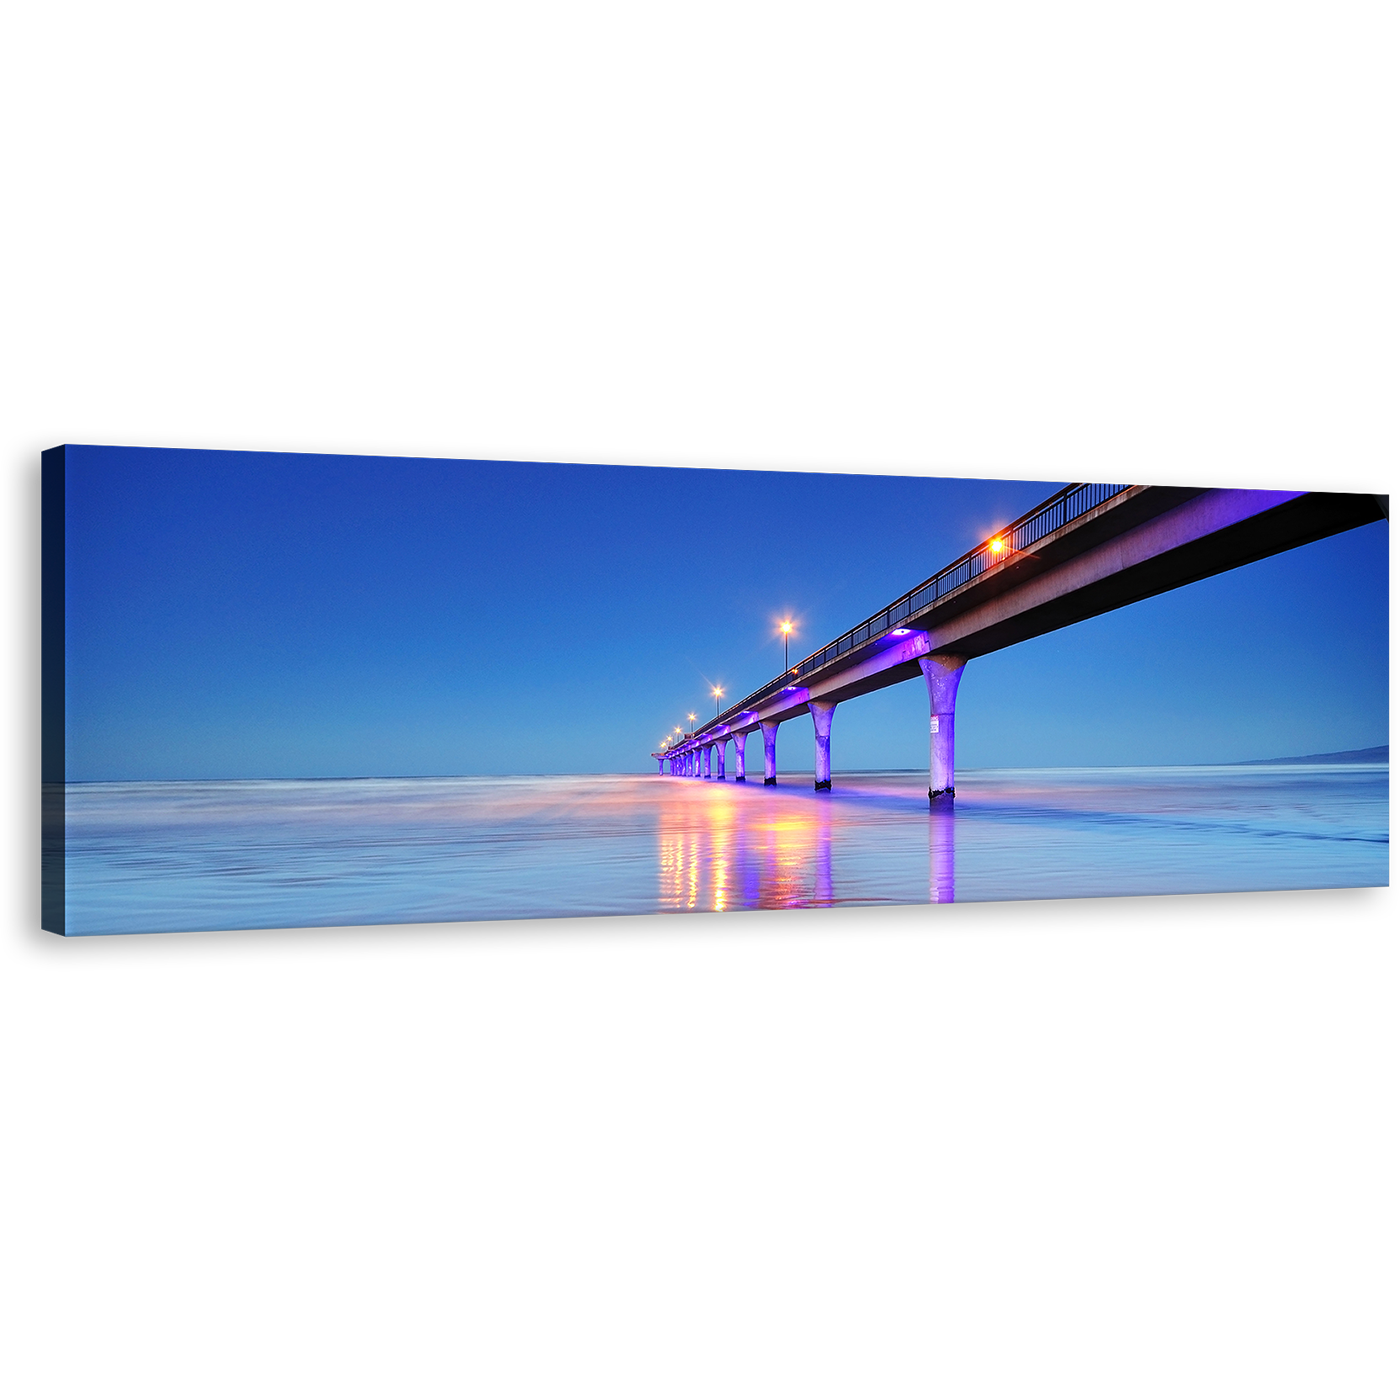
[808,701,836,791]
[918,653,968,804]
[702,746,712,779]
[688,751,696,777]
[733,732,747,782]
[761,720,779,785]
[714,736,726,780]
[658,758,664,775]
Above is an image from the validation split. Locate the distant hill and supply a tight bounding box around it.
[1236,745,1388,766]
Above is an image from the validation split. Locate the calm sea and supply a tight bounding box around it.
[56,765,1387,935]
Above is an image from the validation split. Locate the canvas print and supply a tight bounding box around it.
[42,446,1388,936]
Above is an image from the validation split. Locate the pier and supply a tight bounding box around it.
[654,483,1387,800]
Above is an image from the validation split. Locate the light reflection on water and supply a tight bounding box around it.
[60,765,1387,935]
[659,792,837,913]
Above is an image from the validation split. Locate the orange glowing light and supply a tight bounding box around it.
[779,621,793,634]
[989,537,1006,554]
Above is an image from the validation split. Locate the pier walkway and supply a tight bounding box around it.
[652,483,1387,800]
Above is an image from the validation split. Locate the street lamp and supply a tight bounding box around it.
[779,619,794,670]
[711,684,724,716]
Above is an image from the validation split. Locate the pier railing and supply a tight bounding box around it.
[707,481,1131,734]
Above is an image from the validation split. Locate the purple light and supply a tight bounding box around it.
[891,627,911,635]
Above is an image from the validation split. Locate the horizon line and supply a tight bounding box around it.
[55,746,1390,785]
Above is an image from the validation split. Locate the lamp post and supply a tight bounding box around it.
[780,620,793,670]
[712,684,724,717]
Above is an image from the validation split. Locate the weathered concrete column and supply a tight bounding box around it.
[732,731,747,782]
[714,736,726,780]
[761,720,779,785]
[658,757,665,775]
[808,701,836,791]
[918,653,967,804]
[702,746,712,779]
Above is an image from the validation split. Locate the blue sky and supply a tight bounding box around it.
[62,446,1387,780]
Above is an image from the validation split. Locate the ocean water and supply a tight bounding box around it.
[55,765,1388,935]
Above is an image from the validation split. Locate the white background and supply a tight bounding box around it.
[5,2,1394,462]
[0,940,1394,1400]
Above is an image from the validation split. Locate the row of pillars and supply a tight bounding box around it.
[659,653,968,804]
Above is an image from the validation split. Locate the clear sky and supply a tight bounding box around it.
[61,446,1388,781]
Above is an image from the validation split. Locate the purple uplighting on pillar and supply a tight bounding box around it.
[918,653,967,804]
[732,731,747,782]
[808,701,836,791]
[714,736,727,780]
[702,745,712,779]
[761,720,779,785]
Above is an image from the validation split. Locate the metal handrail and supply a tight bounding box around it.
[694,481,1131,740]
